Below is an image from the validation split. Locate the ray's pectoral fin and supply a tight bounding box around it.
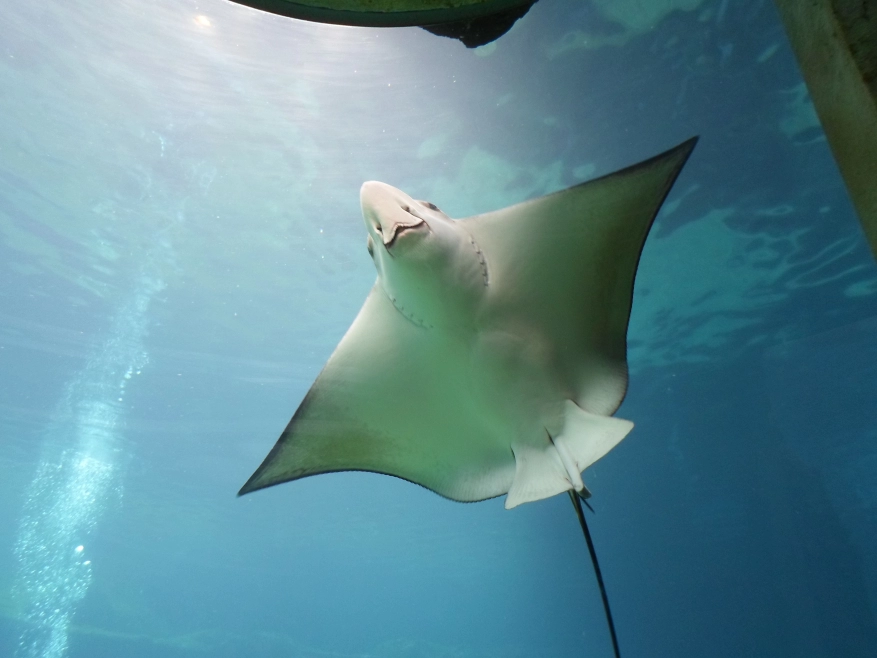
[505,401,634,510]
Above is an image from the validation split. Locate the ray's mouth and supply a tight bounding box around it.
[380,205,428,250]
[383,220,424,248]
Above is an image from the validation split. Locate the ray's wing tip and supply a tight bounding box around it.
[668,135,699,160]
[646,135,698,185]
[683,134,699,150]
[599,135,699,191]
[237,472,267,497]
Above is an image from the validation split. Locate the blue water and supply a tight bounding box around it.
[1,0,876,656]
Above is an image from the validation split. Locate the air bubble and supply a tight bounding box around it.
[13,269,161,658]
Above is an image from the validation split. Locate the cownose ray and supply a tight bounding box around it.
[240,137,698,657]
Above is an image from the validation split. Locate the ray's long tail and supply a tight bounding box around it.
[569,491,621,658]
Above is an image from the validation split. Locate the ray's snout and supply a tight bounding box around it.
[359,180,386,211]
[360,180,426,248]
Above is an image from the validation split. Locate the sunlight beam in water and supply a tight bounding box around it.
[12,273,165,658]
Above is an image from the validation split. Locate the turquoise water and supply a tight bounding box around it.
[1,0,876,656]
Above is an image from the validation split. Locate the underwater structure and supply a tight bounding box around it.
[226,0,537,46]
[773,0,877,259]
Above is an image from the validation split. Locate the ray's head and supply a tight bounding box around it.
[360,181,487,329]
[360,181,448,260]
